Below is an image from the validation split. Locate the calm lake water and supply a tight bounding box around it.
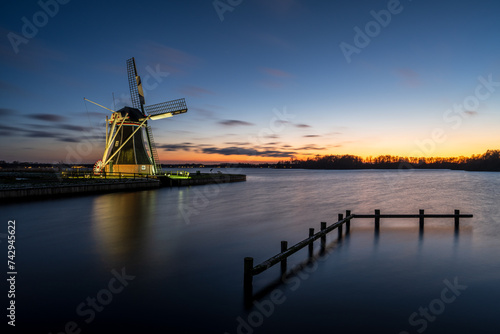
[3,169,500,333]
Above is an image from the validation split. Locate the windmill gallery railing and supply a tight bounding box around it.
[61,170,153,180]
[243,209,473,293]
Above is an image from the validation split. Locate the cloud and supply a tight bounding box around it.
[201,146,296,158]
[396,68,420,87]
[179,85,215,97]
[26,113,66,122]
[0,125,21,131]
[263,134,280,139]
[190,107,216,118]
[0,124,22,136]
[219,119,254,126]
[24,130,60,139]
[297,144,327,150]
[77,111,107,118]
[59,124,91,132]
[0,108,15,117]
[304,134,320,137]
[158,143,194,151]
[58,137,80,143]
[464,111,478,116]
[24,122,93,133]
[295,123,311,128]
[259,67,294,89]
[157,141,298,158]
[260,67,293,78]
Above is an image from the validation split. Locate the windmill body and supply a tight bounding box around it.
[104,107,153,174]
[91,57,187,176]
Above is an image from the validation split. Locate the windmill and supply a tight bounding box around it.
[87,57,187,176]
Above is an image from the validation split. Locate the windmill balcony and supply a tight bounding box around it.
[105,164,153,175]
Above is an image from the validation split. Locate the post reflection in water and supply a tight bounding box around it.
[91,191,157,266]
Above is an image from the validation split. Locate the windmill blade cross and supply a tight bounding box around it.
[144,98,187,120]
[126,57,145,111]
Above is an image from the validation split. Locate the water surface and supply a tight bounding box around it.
[3,169,499,333]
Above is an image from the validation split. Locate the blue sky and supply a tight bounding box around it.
[1,0,499,163]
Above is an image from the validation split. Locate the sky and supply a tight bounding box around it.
[1,0,500,164]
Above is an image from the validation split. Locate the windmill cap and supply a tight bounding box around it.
[115,106,145,122]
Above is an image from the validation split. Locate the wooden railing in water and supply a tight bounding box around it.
[244,209,473,292]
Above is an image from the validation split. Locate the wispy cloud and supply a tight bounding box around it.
[201,146,296,158]
[304,134,320,137]
[259,67,294,89]
[58,137,80,143]
[24,130,61,139]
[295,123,311,128]
[156,140,332,159]
[59,124,91,132]
[260,67,293,78]
[191,106,216,118]
[0,108,15,117]
[26,113,66,122]
[179,85,215,97]
[297,144,327,150]
[158,142,194,151]
[219,119,254,126]
[24,123,93,133]
[0,124,23,136]
[395,68,420,87]
[76,111,107,118]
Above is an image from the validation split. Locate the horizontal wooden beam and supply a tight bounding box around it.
[353,214,473,218]
[252,214,354,275]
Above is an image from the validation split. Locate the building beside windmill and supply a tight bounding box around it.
[89,57,187,175]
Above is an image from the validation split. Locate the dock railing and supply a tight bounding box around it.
[244,209,473,294]
[61,170,152,180]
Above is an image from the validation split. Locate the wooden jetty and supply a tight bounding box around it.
[244,209,473,294]
[0,170,245,201]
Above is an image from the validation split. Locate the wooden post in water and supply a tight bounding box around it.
[281,241,288,275]
[375,209,380,231]
[346,210,351,234]
[321,222,327,251]
[419,209,425,230]
[308,228,314,258]
[338,213,344,239]
[244,257,253,292]
[455,209,460,229]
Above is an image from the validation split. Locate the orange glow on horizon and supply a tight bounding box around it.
[158,147,498,164]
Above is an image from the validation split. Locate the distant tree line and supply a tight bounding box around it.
[2,150,499,171]
[276,150,500,171]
